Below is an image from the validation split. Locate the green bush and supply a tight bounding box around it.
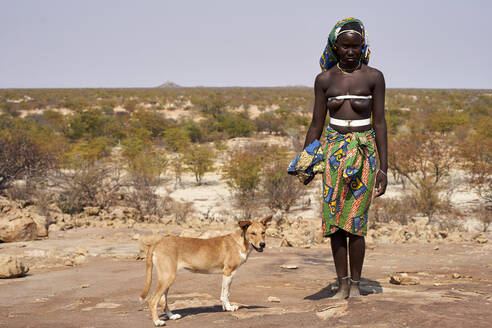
[162,126,190,152]
[183,144,216,185]
[65,109,112,140]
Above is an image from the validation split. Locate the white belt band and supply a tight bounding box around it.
[328,95,372,101]
[330,117,371,127]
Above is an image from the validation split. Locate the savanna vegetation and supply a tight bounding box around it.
[0,87,490,224]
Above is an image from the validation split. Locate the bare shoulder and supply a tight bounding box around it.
[315,69,333,88]
[365,65,385,84]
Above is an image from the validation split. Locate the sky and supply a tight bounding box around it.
[1,0,491,89]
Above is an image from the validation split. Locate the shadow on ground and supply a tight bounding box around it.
[304,278,383,300]
[166,305,267,318]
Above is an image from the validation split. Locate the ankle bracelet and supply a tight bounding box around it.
[350,278,360,283]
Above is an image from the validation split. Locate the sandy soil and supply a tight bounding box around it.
[0,226,491,328]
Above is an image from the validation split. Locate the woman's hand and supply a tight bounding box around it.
[374,170,387,197]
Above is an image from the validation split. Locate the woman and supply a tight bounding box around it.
[304,18,388,298]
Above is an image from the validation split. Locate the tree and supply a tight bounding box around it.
[460,117,492,203]
[388,131,457,221]
[222,144,271,199]
[0,121,57,192]
[183,144,216,185]
[162,127,190,152]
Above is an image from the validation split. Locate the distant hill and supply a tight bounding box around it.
[157,81,181,88]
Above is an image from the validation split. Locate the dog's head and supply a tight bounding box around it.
[238,215,273,252]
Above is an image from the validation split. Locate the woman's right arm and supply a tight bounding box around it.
[303,74,328,148]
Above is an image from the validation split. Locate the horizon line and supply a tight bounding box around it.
[1,86,491,91]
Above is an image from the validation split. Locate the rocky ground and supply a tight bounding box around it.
[0,160,490,327]
[1,224,491,328]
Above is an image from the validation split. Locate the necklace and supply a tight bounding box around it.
[337,61,361,75]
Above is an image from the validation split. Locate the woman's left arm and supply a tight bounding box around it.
[371,70,387,197]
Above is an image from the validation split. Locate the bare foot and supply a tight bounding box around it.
[349,279,361,298]
[333,276,350,299]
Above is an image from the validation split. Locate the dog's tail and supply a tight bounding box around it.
[139,243,155,302]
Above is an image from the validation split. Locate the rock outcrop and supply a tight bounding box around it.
[0,197,49,242]
[0,254,29,278]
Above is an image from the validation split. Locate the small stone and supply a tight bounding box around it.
[64,223,74,230]
[83,206,100,216]
[48,224,61,233]
[434,246,439,250]
[81,284,90,288]
[131,233,140,241]
[472,233,488,244]
[389,274,420,285]
[75,247,88,256]
[316,303,348,320]
[73,255,86,266]
[451,273,461,279]
[267,296,280,303]
[280,265,298,269]
[433,283,441,286]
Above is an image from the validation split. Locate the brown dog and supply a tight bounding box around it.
[140,215,272,326]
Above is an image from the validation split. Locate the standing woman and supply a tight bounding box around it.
[304,18,388,298]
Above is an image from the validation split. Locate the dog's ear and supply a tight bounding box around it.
[260,215,273,226]
[238,220,252,230]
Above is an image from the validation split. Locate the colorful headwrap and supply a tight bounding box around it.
[319,17,370,72]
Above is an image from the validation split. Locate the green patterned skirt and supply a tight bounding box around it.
[322,127,377,236]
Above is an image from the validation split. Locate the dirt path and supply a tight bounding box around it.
[1,229,491,328]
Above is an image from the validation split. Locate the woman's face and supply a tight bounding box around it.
[335,32,363,67]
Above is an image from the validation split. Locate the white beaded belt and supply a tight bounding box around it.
[330,117,371,127]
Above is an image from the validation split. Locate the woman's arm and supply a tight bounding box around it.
[371,70,388,197]
[303,74,328,148]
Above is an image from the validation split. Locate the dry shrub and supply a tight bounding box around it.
[123,148,168,218]
[53,162,125,214]
[126,174,165,217]
[168,199,195,222]
[222,143,289,219]
[389,132,457,221]
[234,195,262,221]
[170,154,184,189]
[369,197,417,226]
[476,204,492,232]
[262,160,305,211]
[32,184,54,218]
[4,182,31,201]
[0,130,56,192]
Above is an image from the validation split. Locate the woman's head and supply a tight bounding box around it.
[335,22,364,67]
[319,18,370,71]
[336,21,364,43]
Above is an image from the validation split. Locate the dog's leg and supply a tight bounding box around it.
[220,269,238,311]
[149,255,177,327]
[160,289,181,320]
[149,282,168,326]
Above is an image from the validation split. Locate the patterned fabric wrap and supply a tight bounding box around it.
[322,127,377,236]
[319,17,370,72]
[287,140,325,185]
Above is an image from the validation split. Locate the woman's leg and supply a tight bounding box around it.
[348,234,365,297]
[330,229,349,298]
